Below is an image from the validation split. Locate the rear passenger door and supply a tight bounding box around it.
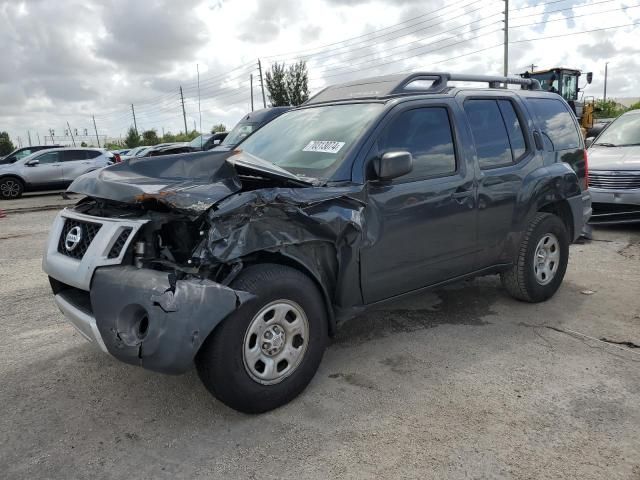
[61,150,94,183]
[361,101,478,303]
[461,96,534,267]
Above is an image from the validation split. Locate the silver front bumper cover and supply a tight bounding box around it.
[54,292,108,352]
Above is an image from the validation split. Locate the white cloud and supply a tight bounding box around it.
[0,0,638,145]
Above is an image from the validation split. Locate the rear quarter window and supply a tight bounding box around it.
[528,98,581,151]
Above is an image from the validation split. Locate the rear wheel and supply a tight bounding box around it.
[501,213,569,302]
[0,177,24,199]
[196,264,328,413]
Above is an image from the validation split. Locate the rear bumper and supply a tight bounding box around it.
[589,188,640,224]
[567,191,592,241]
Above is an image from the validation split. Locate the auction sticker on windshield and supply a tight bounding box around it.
[303,140,345,154]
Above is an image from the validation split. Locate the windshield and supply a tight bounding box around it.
[238,103,384,180]
[222,123,257,146]
[189,134,212,148]
[596,113,640,146]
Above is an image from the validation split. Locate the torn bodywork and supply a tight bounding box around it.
[53,152,372,372]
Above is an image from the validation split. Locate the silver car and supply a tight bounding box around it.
[0,147,114,199]
[587,110,640,224]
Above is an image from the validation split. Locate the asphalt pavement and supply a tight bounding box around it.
[0,194,639,479]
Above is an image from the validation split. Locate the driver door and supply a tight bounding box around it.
[360,102,478,303]
[24,151,64,188]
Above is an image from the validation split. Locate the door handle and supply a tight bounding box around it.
[82,162,91,164]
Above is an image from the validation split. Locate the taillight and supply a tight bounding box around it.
[114,153,122,163]
[584,149,589,189]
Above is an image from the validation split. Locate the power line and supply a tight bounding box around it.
[272,0,496,64]
[511,0,616,19]
[511,4,640,28]
[510,22,640,43]
[263,0,481,59]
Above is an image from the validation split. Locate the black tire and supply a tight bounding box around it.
[501,213,569,303]
[0,176,24,200]
[196,263,328,413]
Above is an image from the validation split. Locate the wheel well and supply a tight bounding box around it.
[242,251,337,336]
[539,200,574,239]
[0,174,25,186]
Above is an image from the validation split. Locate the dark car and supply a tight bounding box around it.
[43,72,590,413]
[187,132,229,151]
[1,145,60,165]
[140,143,193,157]
[213,106,291,151]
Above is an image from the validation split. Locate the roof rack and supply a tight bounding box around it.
[305,72,542,105]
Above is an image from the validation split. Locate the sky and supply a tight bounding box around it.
[0,0,639,146]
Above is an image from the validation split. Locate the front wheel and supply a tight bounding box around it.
[196,264,328,413]
[501,212,569,302]
[0,177,24,199]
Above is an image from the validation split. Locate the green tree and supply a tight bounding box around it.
[124,126,140,148]
[142,129,160,145]
[162,131,176,143]
[286,61,310,106]
[265,62,289,107]
[211,123,227,133]
[594,99,627,118]
[80,141,88,147]
[0,131,15,156]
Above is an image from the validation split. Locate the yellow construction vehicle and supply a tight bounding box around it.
[520,67,594,135]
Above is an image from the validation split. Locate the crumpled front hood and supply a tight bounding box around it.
[68,150,242,213]
[589,145,640,171]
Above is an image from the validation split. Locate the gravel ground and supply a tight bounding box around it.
[0,198,639,479]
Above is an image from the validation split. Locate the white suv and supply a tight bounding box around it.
[0,147,114,199]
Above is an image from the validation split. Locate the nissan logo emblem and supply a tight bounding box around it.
[65,226,83,251]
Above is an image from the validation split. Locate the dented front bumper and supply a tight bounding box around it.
[44,209,252,374]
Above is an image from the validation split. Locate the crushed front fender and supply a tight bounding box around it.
[90,266,253,374]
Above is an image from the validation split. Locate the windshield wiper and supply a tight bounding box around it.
[617,143,640,147]
[594,142,618,147]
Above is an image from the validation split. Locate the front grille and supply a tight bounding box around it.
[589,172,640,190]
[108,228,132,259]
[57,219,102,259]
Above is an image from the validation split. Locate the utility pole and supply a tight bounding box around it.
[603,62,609,101]
[27,131,32,146]
[197,64,202,143]
[179,86,188,135]
[250,73,254,112]
[193,120,197,133]
[529,63,538,72]
[92,115,101,147]
[131,104,138,135]
[17,136,22,147]
[37,132,40,144]
[66,121,76,146]
[503,0,509,78]
[257,59,267,108]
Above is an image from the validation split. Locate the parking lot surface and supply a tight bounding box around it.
[1,193,639,479]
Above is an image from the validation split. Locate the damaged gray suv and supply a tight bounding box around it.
[43,73,590,413]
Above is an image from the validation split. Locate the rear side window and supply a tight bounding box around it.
[464,99,527,169]
[61,150,86,161]
[85,150,102,159]
[528,98,581,150]
[378,107,456,179]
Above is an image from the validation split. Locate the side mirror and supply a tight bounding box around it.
[25,159,39,166]
[585,137,595,148]
[373,151,413,181]
[586,72,593,84]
